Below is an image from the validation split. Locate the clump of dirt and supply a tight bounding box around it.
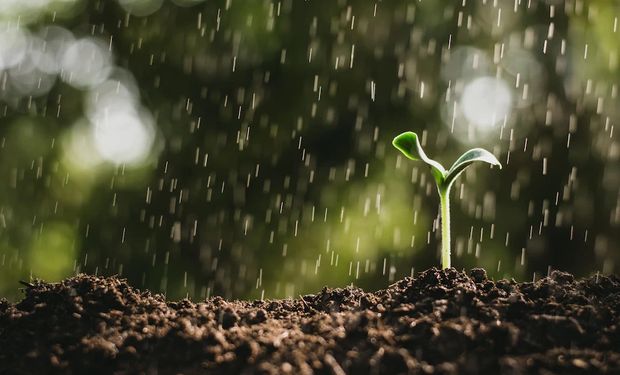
[0,268,618,374]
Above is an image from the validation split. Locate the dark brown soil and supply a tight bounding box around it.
[1,268,619,375]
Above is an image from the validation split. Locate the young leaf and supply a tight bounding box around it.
[443,148,502,189]
[392,131,446,186]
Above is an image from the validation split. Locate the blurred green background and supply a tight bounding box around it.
[0,0,618,301]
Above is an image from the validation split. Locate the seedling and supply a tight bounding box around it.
[392,131,502,269]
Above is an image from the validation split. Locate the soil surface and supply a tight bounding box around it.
[1,268,619,374]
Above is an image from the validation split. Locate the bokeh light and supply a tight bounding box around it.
[91,107,156,166]
[34,26,75,74]
[0,25,29,70]
[85,76,140,119]
[7,58,56,97]
[60,38,112,89]
[460,76,512,129]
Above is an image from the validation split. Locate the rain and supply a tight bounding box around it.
[0,0,618,304]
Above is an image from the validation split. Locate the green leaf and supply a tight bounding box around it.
[443,148,502,188]
[392,131,446,186]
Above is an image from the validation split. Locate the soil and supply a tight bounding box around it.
[0,268,619,375]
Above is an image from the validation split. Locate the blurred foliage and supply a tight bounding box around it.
[0,0,618,300]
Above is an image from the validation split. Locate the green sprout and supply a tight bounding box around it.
[392,131,502,269]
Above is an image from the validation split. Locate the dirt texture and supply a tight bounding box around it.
[0,268,619,374]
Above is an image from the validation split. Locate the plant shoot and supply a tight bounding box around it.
[393,131,502,269]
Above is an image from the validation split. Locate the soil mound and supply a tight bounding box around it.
[1,268,619,374]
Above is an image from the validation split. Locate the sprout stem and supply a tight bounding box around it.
[439,187,451,269]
